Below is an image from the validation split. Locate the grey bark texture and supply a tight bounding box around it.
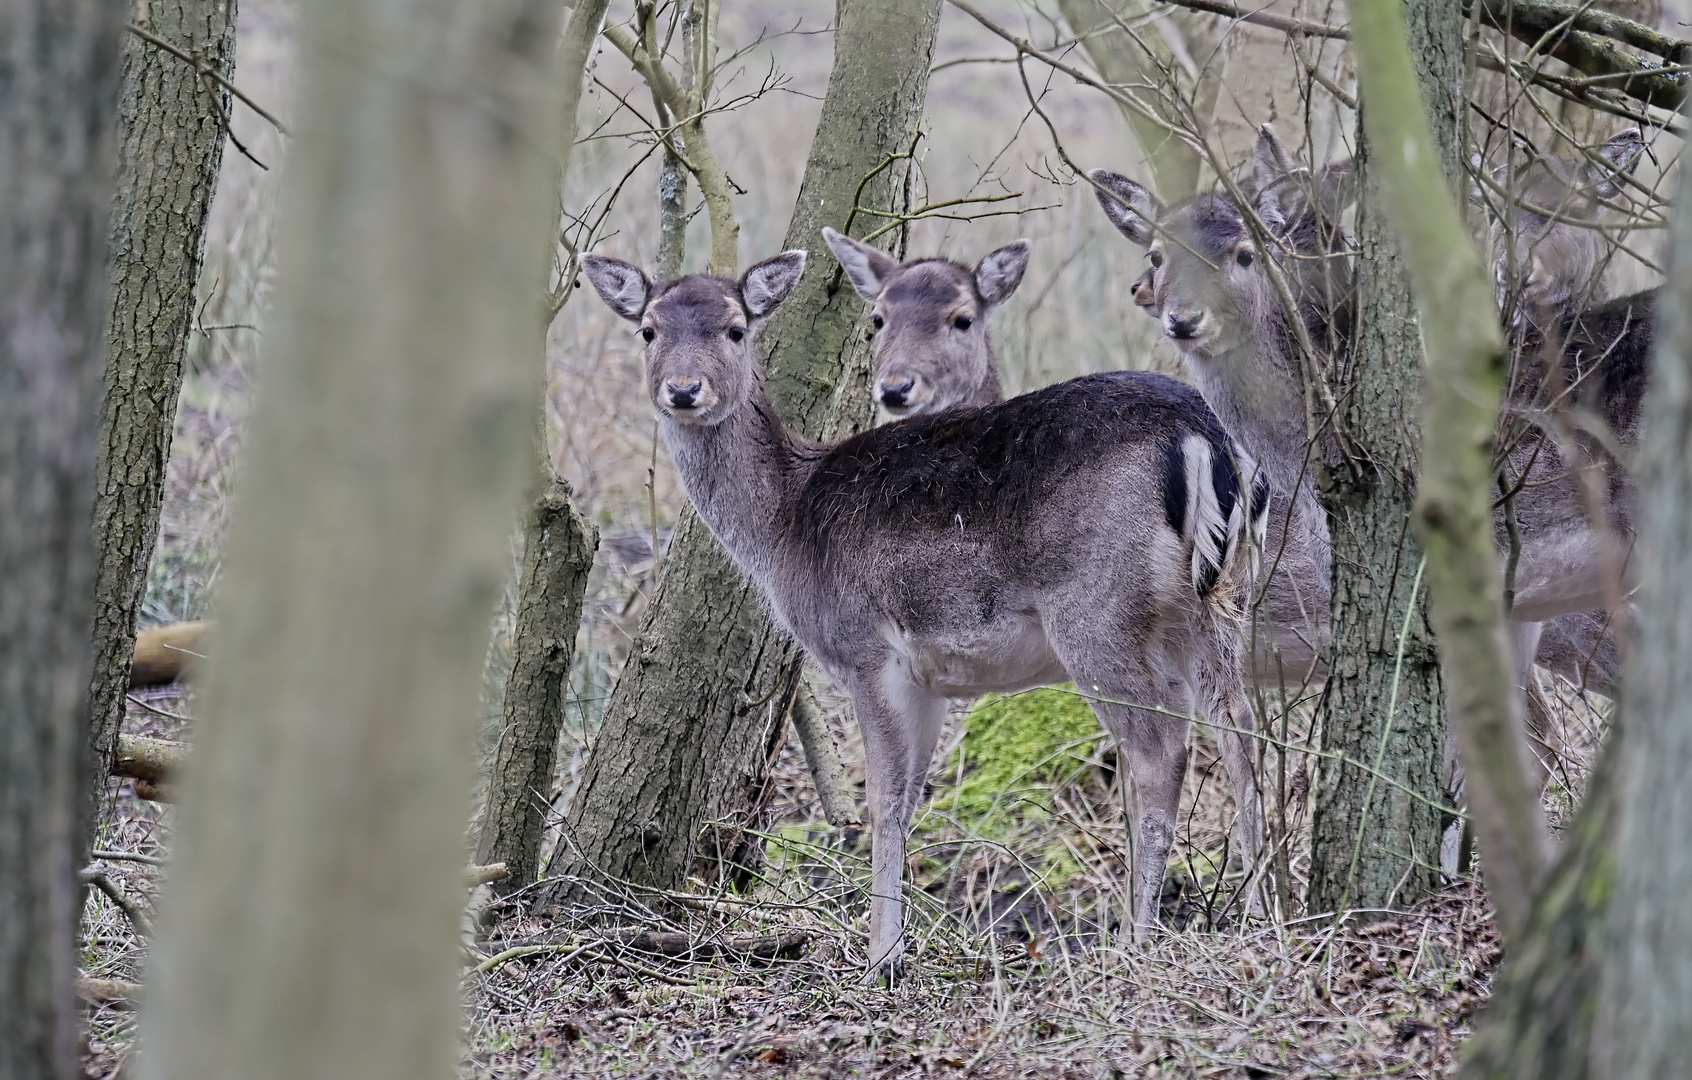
[546,0,942,907]
[475,478,598,889]
[1462,99,1692,1080]
[470,0,606,896]
[134,0,573,1076]
[1304,0,1458,917]
[0,3,123,1078]
[88,0,237,841]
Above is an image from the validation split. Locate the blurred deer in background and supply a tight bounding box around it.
[1090,126,1626,781]
[582,247,1267,980]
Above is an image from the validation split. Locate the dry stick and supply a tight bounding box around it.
[112,734,187,783]
[82,869,153,936]
[1347,0,1549,945]
[124,22,289,134]
[788,678,861,827]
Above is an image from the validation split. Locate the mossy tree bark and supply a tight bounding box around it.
[134,0,573,1076]
[1463,116,1692,1080]
[1342,0,1549,942]
[471,0,606,896]
[545,0,942,907]
[88,0,237,840]
[0,3,123,1077]
[1304,0,1457,918]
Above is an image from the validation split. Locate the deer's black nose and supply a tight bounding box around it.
[1166,310,1205,340]
[665,377,702,408]
[877,377,915,407]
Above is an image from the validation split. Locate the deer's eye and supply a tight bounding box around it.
[953,315,973,331]
[726,326,745,343]
[871,314,884,330]
[1236,249,1255,268]
[1148,250,1164,268]
[640,327,656,343]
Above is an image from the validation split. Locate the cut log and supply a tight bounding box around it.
[113,734,186,783]
[128,620,211,687]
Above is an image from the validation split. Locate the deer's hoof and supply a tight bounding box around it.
[864,939,907,986]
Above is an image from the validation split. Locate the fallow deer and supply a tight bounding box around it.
[821,224,1611,719]
[581,247,1267,980]
[1088,127,1627,776]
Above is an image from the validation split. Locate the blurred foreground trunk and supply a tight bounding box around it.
[1462,110,1692,1080]
[471,0,606,896]
[0,4,123,1078]
[1305,0,1454,918]
[545,0,943,907]
[87,0,237,836]
[135,1,570,1077]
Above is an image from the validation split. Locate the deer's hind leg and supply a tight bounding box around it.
[1188,627,1265,917]
[1050,642,1190,942]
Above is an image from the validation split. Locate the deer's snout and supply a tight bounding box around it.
[1165,309,1206,341]
[664,376,704,409]
[877,376,916,409]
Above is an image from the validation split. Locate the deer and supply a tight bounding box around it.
[581,246,1268,981]
[1087,126,1628,781]
[821,223,1615,774]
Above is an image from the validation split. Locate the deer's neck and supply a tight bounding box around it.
[661,386,815,591]
[1185,339,1313,498]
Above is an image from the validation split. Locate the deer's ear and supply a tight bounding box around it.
[582,254,651,322]
[1249,124,1299,201]
[822,227,899,302]
[741,250,807,321]
[1089,170,1157,247]
[1585,129,1645,198]
[975,239,1031,307]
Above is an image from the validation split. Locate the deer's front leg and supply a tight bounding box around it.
[850,665,945,985]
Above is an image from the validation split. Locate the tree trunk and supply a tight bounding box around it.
[474,478,597,890]
[1055,0,1226,200]
[1463,121,1692,1080]
[1304,0,1458,918]
[88,0,237,839]
[1343,0,1549,942]
[469,0,606,896]
[545,0,942,908]
[134,1,573,1077]
[0,4,123,1078]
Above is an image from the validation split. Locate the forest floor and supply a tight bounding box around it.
[82,667,1589,1078]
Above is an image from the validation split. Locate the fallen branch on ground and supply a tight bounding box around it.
[113,734,186,783]
[77,977,142,1007]
[81,869,153,936]
[128,620,211,687]
[473,928,812,975]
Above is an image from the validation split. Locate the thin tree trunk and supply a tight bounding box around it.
[88,0,237,842]
[475,478,597,890]
[470,0,606,896]
[0,4,123,1078]
[1463,119,1692,1080]
[1056,0,1226,200]
[135,1,571,1077]
[1305,0,1457,918]
[545,0,943,908]
[1342,0,1549,943]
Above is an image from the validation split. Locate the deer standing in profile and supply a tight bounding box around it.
[822,223,1614,745]
[1088,127,1626,777]
[581,247,1267,980]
